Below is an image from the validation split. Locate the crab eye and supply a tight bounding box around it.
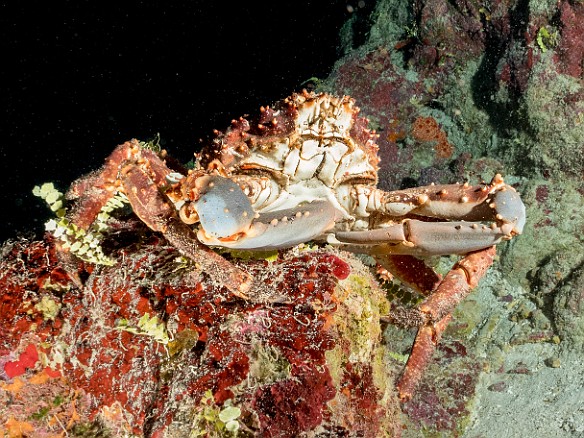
[179,203,199,224]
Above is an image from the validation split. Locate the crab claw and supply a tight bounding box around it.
[192,175,256,239]
[198,199,339,250]
[334,178,526,257]
[491,184,526,236]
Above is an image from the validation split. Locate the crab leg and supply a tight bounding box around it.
[121,167,253,298]
[381,246,497,401]
[67,140,172,229]
[395,314,452,401]
[66,141,255,297]
[375,254,442,295]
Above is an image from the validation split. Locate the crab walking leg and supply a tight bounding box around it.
[121,166,253,298]
[419,245,497,321]
[392,246,497,400]
[375,254,442,296]
[68,140,173,229]
[396,314,452,401]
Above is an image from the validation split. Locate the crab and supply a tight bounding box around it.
[65,91,525,401]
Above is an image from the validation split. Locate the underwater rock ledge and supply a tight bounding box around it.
[0,235,401,437]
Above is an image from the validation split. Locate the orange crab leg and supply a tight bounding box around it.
[418,245,497,322]
[68,140,171,230]
[375,254,442,296]
[381,246,497,401]
[121,166,253,298]
[396,314,451,400]
[67,139,253,298]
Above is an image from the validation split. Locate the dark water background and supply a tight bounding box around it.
[1,1,353,242]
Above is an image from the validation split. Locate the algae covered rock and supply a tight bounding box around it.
[554,262,584,349]
[319,0,584,435]
[0,235,401,437]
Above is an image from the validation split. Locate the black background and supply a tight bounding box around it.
[1,1,352,242]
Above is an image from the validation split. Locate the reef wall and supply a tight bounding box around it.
[319,0,584,435]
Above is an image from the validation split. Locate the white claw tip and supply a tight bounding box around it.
[493,174,504,184]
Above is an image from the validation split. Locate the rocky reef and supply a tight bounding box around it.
[318,0,584,435]
[0,234,401,436]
